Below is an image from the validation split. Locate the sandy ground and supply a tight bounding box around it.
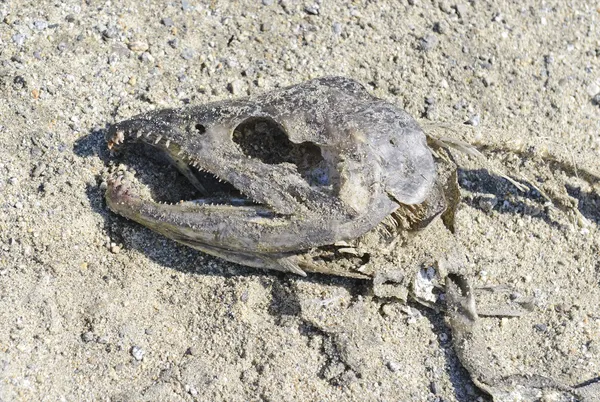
[1,0,599,401]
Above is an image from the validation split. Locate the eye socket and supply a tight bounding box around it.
[195,123,206,134]
[232,117,329,186]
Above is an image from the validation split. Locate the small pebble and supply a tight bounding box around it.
[478,194,498,212]
[12,34,26,46]
[332,22,342,35]
[433,21,449,35]
[161,17,174,27]
[128,41,149,52]
[438,333,449,343]
[304,4,319,15]
[102,27,118,40]
[110,243,121,254]
[465,114,480,126]
[81,331,95,343]
[534,323,548,332]
[386,361,401,372]
[32,162,47,177]
[228,80,246,95]
[131,346,145,361]
[33,20,48,30]
[455,3,468,19]
[262,0,273,5]
[592,93,600,106]
[380,304,394,317]
[181,48,195,60]
[585,82,599,97]
[181,0,192,11]
[140,52,154,63]
[438,1,453,14]
[260,22,271,32]
[186,385,198,397]
[418,34,438,52]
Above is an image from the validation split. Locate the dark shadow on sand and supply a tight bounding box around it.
[476,144,600,224]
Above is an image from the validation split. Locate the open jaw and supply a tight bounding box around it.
[106,117,275,236]
[106,121,254,211]
[102,78,440,276]
[103,114,339,276]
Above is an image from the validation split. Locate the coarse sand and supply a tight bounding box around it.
[0,1,599,400]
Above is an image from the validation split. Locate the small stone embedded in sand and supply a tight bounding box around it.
[81,331,95,343]
[304,4,319,15]
[32,162,46,177]
[180,48,195,60]
[12,33,26,46]
[131,346,145,361]
[478,194,498,212]
[418,34,438,52]
[227,79,246,95]
[465,114,480,126]
[128,41,149,52]
[386,361,401,372]
[161,17,174,27]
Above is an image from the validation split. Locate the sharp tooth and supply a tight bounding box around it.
[115,130,125,144]
[136,131,142,138]
[165,140,170,148]
[145,131,151,138]
[177,150,184,155]
[154,135,162,144]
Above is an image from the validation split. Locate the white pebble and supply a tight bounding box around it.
[131,346,144,361]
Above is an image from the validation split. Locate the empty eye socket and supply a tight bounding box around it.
[232,117,329,186]
[233,117,296,164]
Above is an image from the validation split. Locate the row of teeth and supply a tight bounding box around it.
[109,129,238,198]
[113,129,210,171]
[112,129,174,151]
[106,146,226,196]
[109,174,233,207]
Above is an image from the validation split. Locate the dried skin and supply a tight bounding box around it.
[105,77,450,277]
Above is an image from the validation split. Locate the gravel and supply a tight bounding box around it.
[0,1,598,401]
[131,346,145,361]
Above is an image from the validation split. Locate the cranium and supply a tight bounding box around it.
[105,77,455,278]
